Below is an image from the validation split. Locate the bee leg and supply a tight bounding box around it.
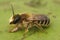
[21,23,29,40]
[23,23,29,36]
[9,24,19,32]
[21,22,33,39]
[35,23,47,33]
[24,22,33,34]
[21,28,28,40]
[34,23,44,32]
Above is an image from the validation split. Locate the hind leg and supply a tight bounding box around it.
[35,23,47,33]
[34,23,44,31]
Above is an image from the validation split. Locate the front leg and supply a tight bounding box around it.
[9,24,19,32]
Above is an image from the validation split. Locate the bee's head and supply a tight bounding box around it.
[9,13,29,24]
[9,4,22,24]
[9,4,30,24]
[9,14,21,24]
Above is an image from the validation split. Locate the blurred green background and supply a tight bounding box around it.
[0,0,60,40]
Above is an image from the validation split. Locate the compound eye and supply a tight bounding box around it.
[13,16,20,24]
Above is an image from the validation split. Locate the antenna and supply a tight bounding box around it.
[11,4,15,16]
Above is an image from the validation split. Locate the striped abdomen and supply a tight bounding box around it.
[33,15,50,27]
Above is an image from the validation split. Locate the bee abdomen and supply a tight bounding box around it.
[38,16,50,26]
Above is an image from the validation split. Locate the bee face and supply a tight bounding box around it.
[9,16,13,24]
[9,14,21,24]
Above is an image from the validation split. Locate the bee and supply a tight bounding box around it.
[9,5,50,36]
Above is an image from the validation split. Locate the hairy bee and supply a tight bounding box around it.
[9,5,50,36]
